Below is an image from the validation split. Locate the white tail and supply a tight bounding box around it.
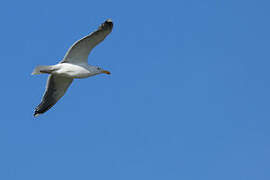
[32,65,53,75]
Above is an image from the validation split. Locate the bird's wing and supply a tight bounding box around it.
[61,19,113,65]
[34,75,73,117]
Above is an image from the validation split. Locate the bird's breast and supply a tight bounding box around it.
[54,63,93,79]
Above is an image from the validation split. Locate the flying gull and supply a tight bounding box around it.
[32,19,113,117]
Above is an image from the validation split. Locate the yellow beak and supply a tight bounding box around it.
[102,70,111,75]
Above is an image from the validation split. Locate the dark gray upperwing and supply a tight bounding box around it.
[61,19,113,64]
[34,75,73,117]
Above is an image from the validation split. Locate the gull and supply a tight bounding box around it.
[32,19,113,117]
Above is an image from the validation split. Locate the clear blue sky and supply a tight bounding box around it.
[0,0,269,179]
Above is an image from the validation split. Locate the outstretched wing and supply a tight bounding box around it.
[61,19,113,65]
[34,75,73,117]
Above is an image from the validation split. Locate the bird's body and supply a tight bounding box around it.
[32,19,113,117]
[52,63,93,79]
[35,63,108,79]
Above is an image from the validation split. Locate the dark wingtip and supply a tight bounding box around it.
[104,19,113,28]
[105,19,113,23]
[33,111,40,118]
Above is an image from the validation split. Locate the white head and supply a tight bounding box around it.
[92,66,111,75]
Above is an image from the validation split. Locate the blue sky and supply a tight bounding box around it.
[0,0,269,179]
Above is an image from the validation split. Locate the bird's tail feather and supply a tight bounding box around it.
[32,65,53,75]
